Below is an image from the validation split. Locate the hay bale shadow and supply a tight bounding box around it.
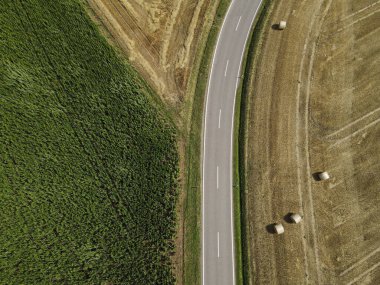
[312,172,323,181]
[266,223,277,234]
[284,213,294,224]
[271,23,279,30]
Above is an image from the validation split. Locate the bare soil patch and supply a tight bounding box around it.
[243,0,380,284]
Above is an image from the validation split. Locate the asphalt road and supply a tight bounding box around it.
[202,1,263,284]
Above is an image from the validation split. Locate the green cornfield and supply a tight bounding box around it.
[0,0,178,284]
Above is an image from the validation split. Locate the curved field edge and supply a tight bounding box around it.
[0,0,178,284]
[80,0,179,126]
[234,1,273,284]
[237,0,380,284]
[183,1,231,284]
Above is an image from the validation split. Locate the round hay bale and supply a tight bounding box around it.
[279,21,287,30]
[318,171,330,181]
[290,213,302,224]
[274,223,285,234]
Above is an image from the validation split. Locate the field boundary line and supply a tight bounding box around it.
[326,107,380,139]
[337,9,380,32]
[340,247,380,277]
[329,117,380,148]
[346,261,380,285]
[341,1,380,21]
[108,0,161,60]
[87,0,160,71]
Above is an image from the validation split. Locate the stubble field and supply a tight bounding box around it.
[86,0,218,108]
[243,0,380,284]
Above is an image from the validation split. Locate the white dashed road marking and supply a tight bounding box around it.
[218,109,222,128]
[217,166,219,190]
[224,60,229,77]
[235,16,242,31]
[217,232,220,258]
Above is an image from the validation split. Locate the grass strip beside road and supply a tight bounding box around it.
[234,1,274,284]
[183,1,231,284]
[233,1,271,284]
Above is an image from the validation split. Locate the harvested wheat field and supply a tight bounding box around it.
[86,0,218,107]
[243,0,380,284]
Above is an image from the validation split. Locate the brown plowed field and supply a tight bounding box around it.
[244,0,380,284]
[86,0,218,107]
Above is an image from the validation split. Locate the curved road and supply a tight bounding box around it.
[202,1,263,284]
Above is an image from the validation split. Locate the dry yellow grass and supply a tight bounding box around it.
[86,0,218,109]
[243,0,380,284]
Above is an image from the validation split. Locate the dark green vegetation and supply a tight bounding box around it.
[0,1,178,284]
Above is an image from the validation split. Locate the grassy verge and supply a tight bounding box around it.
[232,2,270,284]
[0,0,178,284]
[183,1,231,284]
[234,1,274,284]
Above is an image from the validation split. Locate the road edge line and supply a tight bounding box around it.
[202,1,235,285]
[229,2,264,284]
[235,1,273,284]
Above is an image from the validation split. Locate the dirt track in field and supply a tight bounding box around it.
[244,0,380,284]
[86,0,218,108]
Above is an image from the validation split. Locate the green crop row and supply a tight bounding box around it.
[0,0,178,284]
